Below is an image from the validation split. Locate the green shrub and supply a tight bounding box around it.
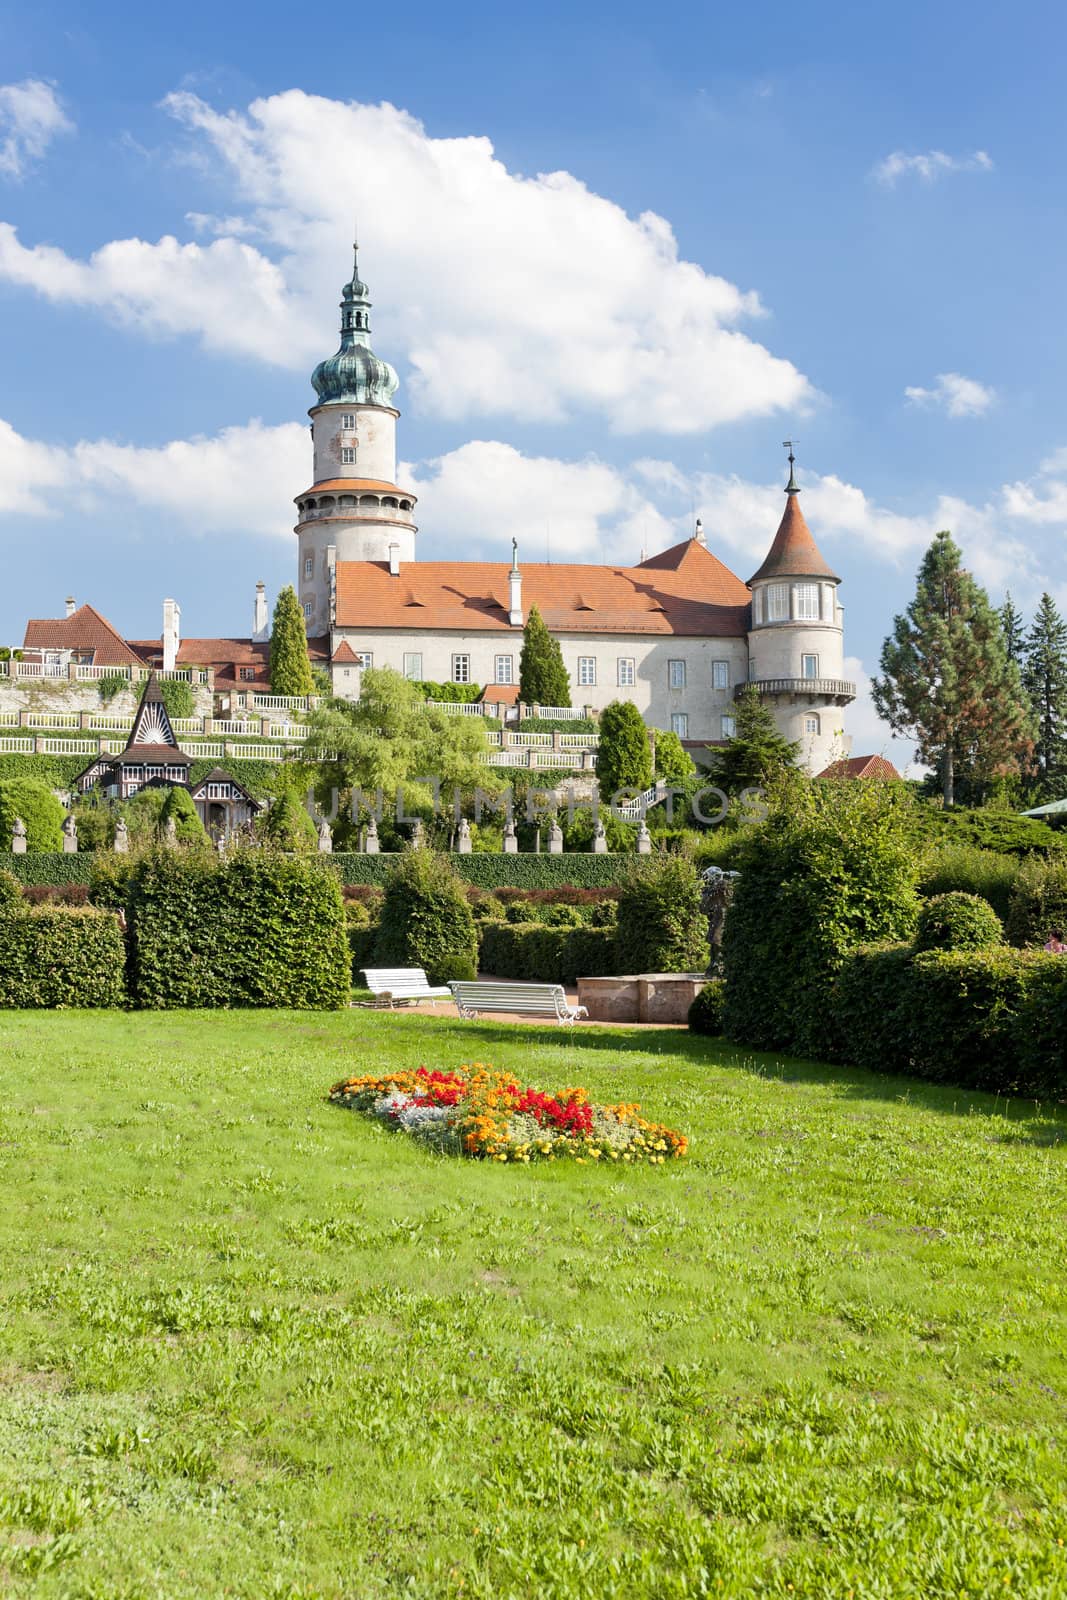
[914,892,1003,952]
[127,850,349,1009]
[596,701,653,799]
[479,922,617,983]
[518,716,595,734]
[1005,857,1067,948]
[330,853,631,890]
[160,785,207,844]
[0,901,126,1008]
[615,856,709,974]
[0,851,94,886]
[412,680,484,704]
[0,778,65,852]
[926,807,1064,857]
[256,791,317,852]
[0,869,23,911]
[158,679,195,720]
[348,923,379,976]
[1015,960,1067,1096]
[723,777,918,1058]
[917,843,1019,922]
[97,670,129,704]
[373,850,479,985]
[688,981,725,1035]
[87,852,137,912]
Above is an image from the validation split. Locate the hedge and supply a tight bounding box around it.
[329,853,631,890]
[372,851,479,984]
[0,902,126,1008]
[835,944,1065,1098]
[127,851,350,1009]
[478,923,619,983]
[0,852,94,885]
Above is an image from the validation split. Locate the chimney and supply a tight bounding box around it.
[252,581,269,641]
[694,517,706,546]
[162,597,181,673]
[508,539,523,626]
[65,596,76,618]
[388,543,401,578]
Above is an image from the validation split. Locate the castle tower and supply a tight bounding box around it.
[746,448,855,772]
[294,242,418,635]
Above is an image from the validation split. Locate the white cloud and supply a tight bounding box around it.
[0,79,73,179]
[905,372,996,418]
[0,88,813,434]
[872,148,993,186]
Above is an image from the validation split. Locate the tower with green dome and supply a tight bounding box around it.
[294,241,418,636]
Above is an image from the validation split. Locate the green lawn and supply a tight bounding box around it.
[1,1011,1066,1599]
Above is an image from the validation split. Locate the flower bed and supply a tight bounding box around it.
[327,1063,688,1164]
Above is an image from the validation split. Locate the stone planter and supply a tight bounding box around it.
[576,972,707,1024]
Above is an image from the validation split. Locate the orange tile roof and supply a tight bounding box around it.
[335,538,751,637]
[481,683,520,705]
[331,640,362,664]
[296,478,415,499]
[819,754,901,781]
[23,604,144,666]
[748,495,839,584]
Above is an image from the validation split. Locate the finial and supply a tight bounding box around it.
[694,516,706,545]
[511,537,519,572]
[783,439,799,494]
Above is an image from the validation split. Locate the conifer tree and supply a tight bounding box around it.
[872,532,1034,806]
[159,784,206,843]
[1023,592,1067,788]
[269,586,314,698]
[518,604,571,708]
[596,701,653,798]
[1000,592,1026,664]
[709,685,800,793]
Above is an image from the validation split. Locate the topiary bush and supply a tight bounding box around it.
[0,898,126,1008]
[160,784,208,844]
[688,980,725,1036]
[723,776,919,1059]
[0,778,65,852]
[615,855,709,974]
[914,892,1003,952]
[917,843,1019,923]
[478,922,617,983]
[373,850,479,985]
[255,791,317,852]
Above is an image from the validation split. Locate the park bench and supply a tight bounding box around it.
[449,979,588,1025]
[360,968,453,1008]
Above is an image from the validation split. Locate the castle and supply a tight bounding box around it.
[18,244,855,771]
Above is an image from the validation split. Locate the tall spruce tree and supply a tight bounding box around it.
[1001,592,1026,665]
[596,701,653,798]
[518,604,571,707]
[872,531,1034,806]
[709,685,800,793]
[1023,592,1067,789]
[269,586,314,698]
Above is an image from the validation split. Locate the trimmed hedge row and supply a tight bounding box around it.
[127,852,350,1010]
[835,945,1066,1098]
[330,853,630,889]
[0,903,126,1008]
[478,923,618,984]
[0,852,94,885]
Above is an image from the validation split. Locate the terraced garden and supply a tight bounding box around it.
[1,1009,1065,1597]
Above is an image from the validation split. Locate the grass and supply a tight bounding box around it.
[0,1009,1065,1598]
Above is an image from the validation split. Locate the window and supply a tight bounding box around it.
[721,714,737,739]
[341,447,357,465]
[239,666,255,682]
[577,656,596,686]
[668,658,686,689]
[795,583,820,620]
[802,654,819,680]
[452,654,470,684]
[767,584,790,622]
[804,714,821,735]
[355,652,373,670]
[617,657,635,688]
[403,652,423,680]
[494,654,514,684]
[341,413,355,428]
[712,659,730,690]
[303,556,313,579]
[302,601,313,620]
[752,589,762,625]
[670,712,689,738]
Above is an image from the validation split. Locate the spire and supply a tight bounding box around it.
[748,446,840,584]
[311,240,399,407]
[783,437,799,495]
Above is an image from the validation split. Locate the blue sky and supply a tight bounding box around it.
[1,0,1065,758]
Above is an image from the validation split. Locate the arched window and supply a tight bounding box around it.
[804,713,821,736]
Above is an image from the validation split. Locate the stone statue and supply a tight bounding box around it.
[113,819,129,854]
[163,815,178,845]
[700,866,740,974]
[11,816,26,854]
[502,819,518,854]
[547,820,564,855]
[636,820,652,855]
[592,817,608,854]
[456,817,472,854]
[62,813,78,854]
[215,833,227,856]
[364,817,380,854]
[317,818,333,854]
[410,818,425,849]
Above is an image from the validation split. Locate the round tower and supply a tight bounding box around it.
[745,448,855,773]
[295,242,418,636]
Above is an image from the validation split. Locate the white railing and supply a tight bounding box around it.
[171,717,203,733]
[558,733,599,748]
[25,713,80,729]
[531,705,582,720]
[485,750,530,767]
[222,742,289,761]
[0,737,33,753]
[507,733,553,748]
[485,730,503,747]
[0,711,18,727]
[252,694,318,712]
[15,662,44,678]
[40,739,100,755]
[134,667,208,684]
[76,664,132,681]
[181,741,226,759]
[616,782,667,821]
[90,715,136,731]
[426,700,488,717]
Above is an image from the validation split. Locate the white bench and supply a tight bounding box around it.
[449,979,588,1025]
[360,968,453,1008]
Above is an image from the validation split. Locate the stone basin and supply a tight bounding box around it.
[577,972,708,1024]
